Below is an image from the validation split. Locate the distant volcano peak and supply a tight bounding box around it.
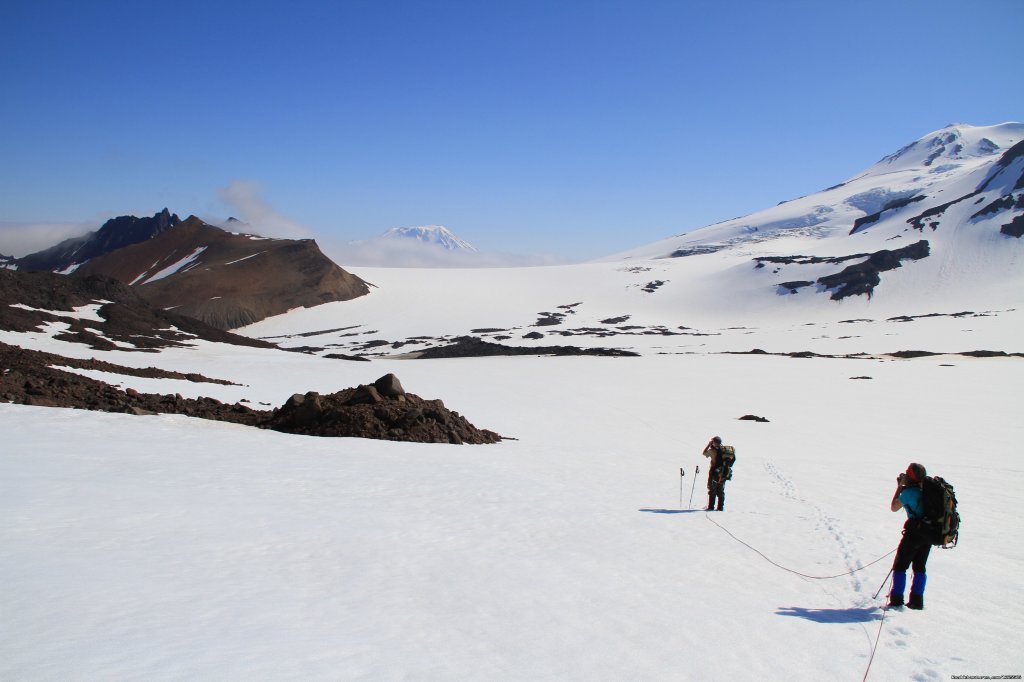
[382,225,478,252]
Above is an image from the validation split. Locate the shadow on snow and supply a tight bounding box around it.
[775,606,881,624]
[638,508,705,515]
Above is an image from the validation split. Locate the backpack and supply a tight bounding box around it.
[920,476,960,547]
[719,445,736,480]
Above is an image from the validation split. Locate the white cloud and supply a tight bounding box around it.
[0,221,96,258]
[217,181,312,240]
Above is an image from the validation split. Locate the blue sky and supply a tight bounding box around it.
[1,0,1021,261]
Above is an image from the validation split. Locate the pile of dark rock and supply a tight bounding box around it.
[264,373,502,444]
[0,345,501,444]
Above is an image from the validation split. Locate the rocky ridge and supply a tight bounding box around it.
[0,343,501,444]
[16,209,181,272]
[73,215,370,329]
[0,269,275,352]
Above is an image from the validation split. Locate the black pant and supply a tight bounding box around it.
[893,520,932,573]
[707,478,725,510]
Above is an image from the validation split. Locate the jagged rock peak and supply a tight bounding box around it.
[94,208,181,239]
[15,209,183,273]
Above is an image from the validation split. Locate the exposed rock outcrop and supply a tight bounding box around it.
[0,269,275,351]
[816,240,930,300]
[17,209,181,272]
[265,374,501,444]
[74,216,370,329]
[764,240,930,299]
[0,345,502,445]
[415,335,639,358]
[1001,214,1024,238]
[0,342,263,424]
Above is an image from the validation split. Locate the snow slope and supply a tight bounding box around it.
[600,123,1024,314]
[237,259,1023,360]
[607,123,1024,260]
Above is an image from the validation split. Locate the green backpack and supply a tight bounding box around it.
[719,445,736,479]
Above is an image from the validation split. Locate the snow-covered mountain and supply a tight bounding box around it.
[610,123,1023,260]
[335,224,488,267]
[381,225,478,252]
[602,122,1023,306]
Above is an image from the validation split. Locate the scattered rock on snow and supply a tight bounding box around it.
[414,336,639,358]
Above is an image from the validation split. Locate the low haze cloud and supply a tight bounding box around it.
[0,221,96,258]
[321,236,570,269]
[217,180,312,240]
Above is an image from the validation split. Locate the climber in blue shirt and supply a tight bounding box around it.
[896,479,924,518]
[888,462,930,610]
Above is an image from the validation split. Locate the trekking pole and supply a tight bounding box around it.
[876,565,892,598]
[679,468,685,509]
[687,465,700,509]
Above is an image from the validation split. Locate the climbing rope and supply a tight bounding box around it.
[704,512,897,675]
[862,575,894,682]
[702,513,897,681]
[703,512,897,580]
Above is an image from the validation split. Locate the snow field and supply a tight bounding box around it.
[228,257,1024,363]
[3,349,1022,681]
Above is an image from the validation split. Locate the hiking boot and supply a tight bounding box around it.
[887,593,904,608]
[716,506,723,511]
[907,594,924,610]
